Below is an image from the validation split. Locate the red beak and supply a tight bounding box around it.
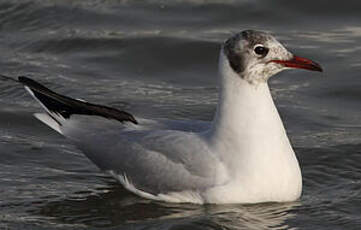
[270,55,323,72]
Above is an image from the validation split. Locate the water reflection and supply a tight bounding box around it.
[34,183,300,229]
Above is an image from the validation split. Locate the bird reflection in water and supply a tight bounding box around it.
[33,183,300,229]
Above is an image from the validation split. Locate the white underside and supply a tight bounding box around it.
[109,171,205,204]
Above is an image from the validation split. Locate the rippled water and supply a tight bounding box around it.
[0,1,360,229]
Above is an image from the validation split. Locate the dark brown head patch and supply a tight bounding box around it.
[223,30,271,73]
[223,33,244,73]
[241,30,269,48]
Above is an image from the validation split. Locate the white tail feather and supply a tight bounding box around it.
[34,113,63,134]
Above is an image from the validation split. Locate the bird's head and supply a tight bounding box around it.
[223,30,322,84]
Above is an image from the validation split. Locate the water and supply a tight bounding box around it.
[0,0,360,229]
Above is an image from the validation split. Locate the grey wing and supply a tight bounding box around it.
[66,118,225,195]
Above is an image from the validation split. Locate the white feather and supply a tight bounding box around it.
[34,113,62,134]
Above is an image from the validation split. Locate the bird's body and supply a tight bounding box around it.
[18,30,322,204]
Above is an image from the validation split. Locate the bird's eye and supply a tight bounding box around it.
[254,45,269,57]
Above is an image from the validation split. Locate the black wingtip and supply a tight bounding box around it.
[18,76,27,82]
[128,114,138,124]
[18,76,50,91]
[19,76,139,125]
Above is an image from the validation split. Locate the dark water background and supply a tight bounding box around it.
[0,0,360,229]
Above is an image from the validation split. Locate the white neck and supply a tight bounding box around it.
[209,51,290,153]
[206,51,302,202]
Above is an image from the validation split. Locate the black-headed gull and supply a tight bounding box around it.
[18,30,322,204]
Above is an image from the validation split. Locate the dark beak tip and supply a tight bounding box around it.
[315,62,323,72]
[314,64,323,72]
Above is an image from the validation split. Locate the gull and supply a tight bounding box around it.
[17,30,322,204]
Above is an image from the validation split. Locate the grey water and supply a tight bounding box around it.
[0,0,360,229]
